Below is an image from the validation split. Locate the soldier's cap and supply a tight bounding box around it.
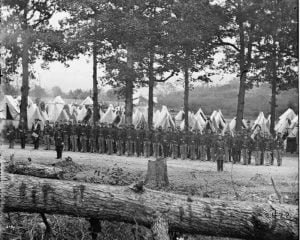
[35,118,41,121]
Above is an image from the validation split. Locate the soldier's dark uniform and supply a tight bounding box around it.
[205,130,213,161]
[170,129,180,159]
[70,122,78,152]
[106,124,115,155]
[259,134,266,165]
[135,127,145,157]
[54,126,64,159]
[189,131,197,160]
[264,136,273,166]
[215,135,225,171]
[6,124,16,149]
[153,129,162,158]
[80,124,87,152]
[43,121,52,150]
[143,128,152,157]
[116,126,123,156]
[274,133,284,166]
[89,125,97,153]
[180,137,188,160]
[241,134,249,165]
[98,124,105,153]
[253,134,262,165]
[76,122,82,152]
[162,129,171,158]
[224,132,232,162]
[18,119,27,149]
[63,122,69,151]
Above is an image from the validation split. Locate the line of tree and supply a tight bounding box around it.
[1,0,298,133]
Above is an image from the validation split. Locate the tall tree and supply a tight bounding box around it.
[252,0,298,134]
[58,0,110,125]
[166,0,224,131]
[216,0,262,130]
[1,0,63,127]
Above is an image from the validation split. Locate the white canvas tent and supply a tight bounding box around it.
[27,104,45,129]
[155,106,175,130]
[1,95,20,120]
[279,108,296,121]
[81,96,93,106]
[76,107,88,122]
[56,109,70,122]
[53,96,65,105]
[100,106,116,124]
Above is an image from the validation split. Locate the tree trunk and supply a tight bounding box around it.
[125,44,134,125]
[148,50,155,130]
[235,3,246,131]
[2,174,298,240]
[270,76,277,136]
[92,41,98,126]
[151,214,170,240]
[20,30,29,128]
[145,158,169,188]
[183,67,189,131]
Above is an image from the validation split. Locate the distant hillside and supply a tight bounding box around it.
[158,80,298,120]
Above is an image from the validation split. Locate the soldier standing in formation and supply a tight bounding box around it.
[44,120,52,150]
[31,118,41,149]
[6,123,16,149]
[54,123,64,159]
[18,118,27,149]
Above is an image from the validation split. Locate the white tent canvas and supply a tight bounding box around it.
[76,107,88,122]
[27,104,45,129]
[279,108,296,121]
[100,106,116,123]
[81,96,93,106]
[1,95,20,120]
[53,96,65,105]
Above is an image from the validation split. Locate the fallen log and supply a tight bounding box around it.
[6,162,63,179]
[2,174,298,240]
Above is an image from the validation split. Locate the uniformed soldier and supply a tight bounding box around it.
[80,122,87,152]
[116,125,123,156]
[106,124,115,155]
[143,127,152,158]
[241,134,249,165]
[223,131,232,162]
[90,124,97,153]
[152,128,160,158]
[18,118,27,149]
[76,121,82,152]
[215,134,225,172]
[98,123,105,154]
[180,138,188,160]
[43,120,52,150]
[253,133,261,165]
[135,126,145,157]
[189,140,197,160]
[70,121,77,152]
[205,129,213,161]
[264,135,273,166]
[274,132,284,166]
[31,118,41,149]
[259,133,266,165]
[6,123,16,149]
[54,124,64,159]
[171,128,179,159]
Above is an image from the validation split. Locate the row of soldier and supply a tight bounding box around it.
[5,119,284,167]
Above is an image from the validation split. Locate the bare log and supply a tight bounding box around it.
[6,162,63,179]
[2,174,298,240]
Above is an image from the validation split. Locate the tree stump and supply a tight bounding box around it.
[145,158,169,188]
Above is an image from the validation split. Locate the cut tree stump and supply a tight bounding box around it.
[145,158,169,188]
[2,173,298,240]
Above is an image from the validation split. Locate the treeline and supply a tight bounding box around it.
[1,0,298,134]
[159,80,299,119]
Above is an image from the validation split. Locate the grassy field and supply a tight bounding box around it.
[1,144,298,240]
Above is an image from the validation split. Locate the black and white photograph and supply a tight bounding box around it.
[0,0,298,239]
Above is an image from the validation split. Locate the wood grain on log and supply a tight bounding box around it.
[2,174,298,240]
[6,163,63,179]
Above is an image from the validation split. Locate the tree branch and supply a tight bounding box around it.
[216,36,240,52]
[155,71,175,82]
